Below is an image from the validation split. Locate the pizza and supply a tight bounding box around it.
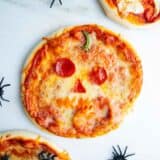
[21,24,143,138]
[99,0,160,27]
[0,130,70,160]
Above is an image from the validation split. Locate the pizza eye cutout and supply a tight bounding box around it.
[89,67,107,85]
[54,58,75,77]
[22,24,143,138]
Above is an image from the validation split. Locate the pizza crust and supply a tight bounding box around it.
[99,0,160,28]
[0,130,71,159]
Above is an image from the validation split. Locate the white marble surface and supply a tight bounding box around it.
[0,0,160,159]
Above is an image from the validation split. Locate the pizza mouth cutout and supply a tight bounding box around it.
[21,24,143,138]
[37,67,112,135]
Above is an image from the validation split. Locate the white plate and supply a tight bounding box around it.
[0,0,160,159]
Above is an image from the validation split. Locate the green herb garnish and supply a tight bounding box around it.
[82,31,92,52]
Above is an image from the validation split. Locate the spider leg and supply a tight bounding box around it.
[123,146,128,156]
[0,95,10,102]
[1,84,11,89]
[59,0,62,5]
[50,0,55,8]
[0,100,2,107]
[52,155,57,159]
[0,77,4,86]
[112,151,118,157]
[124,153,135,158]
[108,153,117,160]
[112,146,119,156]
[117,145,122,155]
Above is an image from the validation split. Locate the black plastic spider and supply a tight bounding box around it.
[50,0,62,8]
[0,77,11,106]
[38,151,57,160]
[0,154,9,160]
[108,145,135,160]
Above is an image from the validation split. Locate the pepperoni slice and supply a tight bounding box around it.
[54,58,75,77]
[73,79,86,93]
[89,67,107,85]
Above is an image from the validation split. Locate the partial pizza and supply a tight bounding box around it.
[21,24,143,138]
[0,130,70,160]
[99,0,160,27]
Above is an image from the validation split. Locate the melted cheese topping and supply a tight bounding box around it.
[22,25,143,138]
[117,0,144,15]
[0,138,69,160]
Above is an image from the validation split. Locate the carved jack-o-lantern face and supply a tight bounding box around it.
[22,25,142,138]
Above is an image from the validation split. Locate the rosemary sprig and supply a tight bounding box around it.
[50,0,62,8]
[82,31,92,52]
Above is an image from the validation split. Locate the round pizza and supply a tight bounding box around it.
[0,130,70,160]
[21,24,143,138]
[99,0,160,27]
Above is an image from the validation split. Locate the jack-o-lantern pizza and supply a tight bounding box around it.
[99,0,160,27]
[21,24,143,138]
[0,130,70,160]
